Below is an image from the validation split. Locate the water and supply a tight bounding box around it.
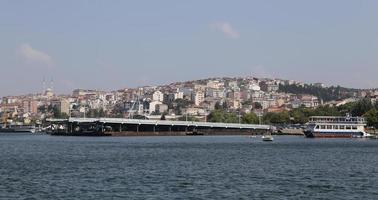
[1,134,378,199]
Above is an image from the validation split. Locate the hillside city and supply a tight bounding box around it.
[1,76,378,127]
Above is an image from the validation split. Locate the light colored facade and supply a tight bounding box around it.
[207,80,224,89]
[194,90,205,106]
[152,91,164,102]
[149,101,163,114]
[23,100,38,114]
[174,91,184,100]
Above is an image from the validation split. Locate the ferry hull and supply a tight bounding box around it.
[304,131,364,138]
[0,128,35,133]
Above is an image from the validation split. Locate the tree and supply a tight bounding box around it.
[173,99,193,115]
[337,102,355,116]
[290,108,308,124]
[263,111,290,124]
[351,98,373,116]
[224,112,238,123]
[241,112,259,124]
[38,105,46,113]
[278,83,358,101]
[207,110,225,122]
[253,102,262,110]
[98,108,106,117]
[364,109,378,128]
[313,105,340,116]
[214,102,222,110]
[222,101,229,110]
[51,106,59,118]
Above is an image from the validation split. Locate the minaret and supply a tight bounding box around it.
[50,78,54,93]
[42,77,46,95]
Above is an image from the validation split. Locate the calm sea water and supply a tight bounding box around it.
[1,134,378,200]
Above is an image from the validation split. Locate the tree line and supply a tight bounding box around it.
[278,84,357,102]
[207,98,378,128]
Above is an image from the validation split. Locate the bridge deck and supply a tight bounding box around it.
[67,117,271,130]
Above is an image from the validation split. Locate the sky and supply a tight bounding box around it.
[1,0,378,96]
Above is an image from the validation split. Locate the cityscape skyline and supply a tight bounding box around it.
[1,1,378,96]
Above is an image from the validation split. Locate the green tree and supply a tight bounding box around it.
[222,102,229,110]
[253,102,262,110]
[313,105,340,116]
[173,99,193,115]
[351,98,373,116]
[364,109,378,128]
[214,102,222,110]
[52,106,62,118]
[337,102,355,115]
[224,112,238,123]
[263,111,290,124]
[290,108,308,124]
[241,112,259,124]
[207,110,225,122]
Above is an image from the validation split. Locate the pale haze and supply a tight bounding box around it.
[1,0,378,96]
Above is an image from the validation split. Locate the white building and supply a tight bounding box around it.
[152,91,164,102]
[149,101,163,114]
[207,80,224,89]
[174,91,184,100]
[194,91,205,106]
[228,81,238,89]
[249,83,261,91]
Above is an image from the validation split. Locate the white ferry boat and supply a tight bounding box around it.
[304,116,369,138]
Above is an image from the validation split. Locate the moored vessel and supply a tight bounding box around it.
[304,115,369,138]
[0,124,36,133]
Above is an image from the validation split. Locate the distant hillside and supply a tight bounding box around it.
[278,84,359,102]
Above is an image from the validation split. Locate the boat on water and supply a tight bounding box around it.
[262,134,274,141]
[0,124,36,133]
[304,115,370,138]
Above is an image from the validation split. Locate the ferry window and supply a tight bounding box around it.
[315,125,319,129]
[327,125,332,129]
[346,126,351,130]
[333,125,339,129]
[339,125,345,129]
[352,126,357,130]
[320,125,326,129]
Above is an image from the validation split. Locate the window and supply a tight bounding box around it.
[333,125,339,129]
[346,126,351,130]
[340,125,345,129]
[327,125,332,129]
[315,125,319,129]
[352,126,357,130]
[320,125,326,129]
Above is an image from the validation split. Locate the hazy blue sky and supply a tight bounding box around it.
[1,0,378,96]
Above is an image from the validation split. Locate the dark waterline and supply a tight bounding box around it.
[1,133,378,199]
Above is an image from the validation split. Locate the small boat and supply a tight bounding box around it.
[262,134,274,142]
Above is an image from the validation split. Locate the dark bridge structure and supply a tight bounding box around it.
[46,117,272,136]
